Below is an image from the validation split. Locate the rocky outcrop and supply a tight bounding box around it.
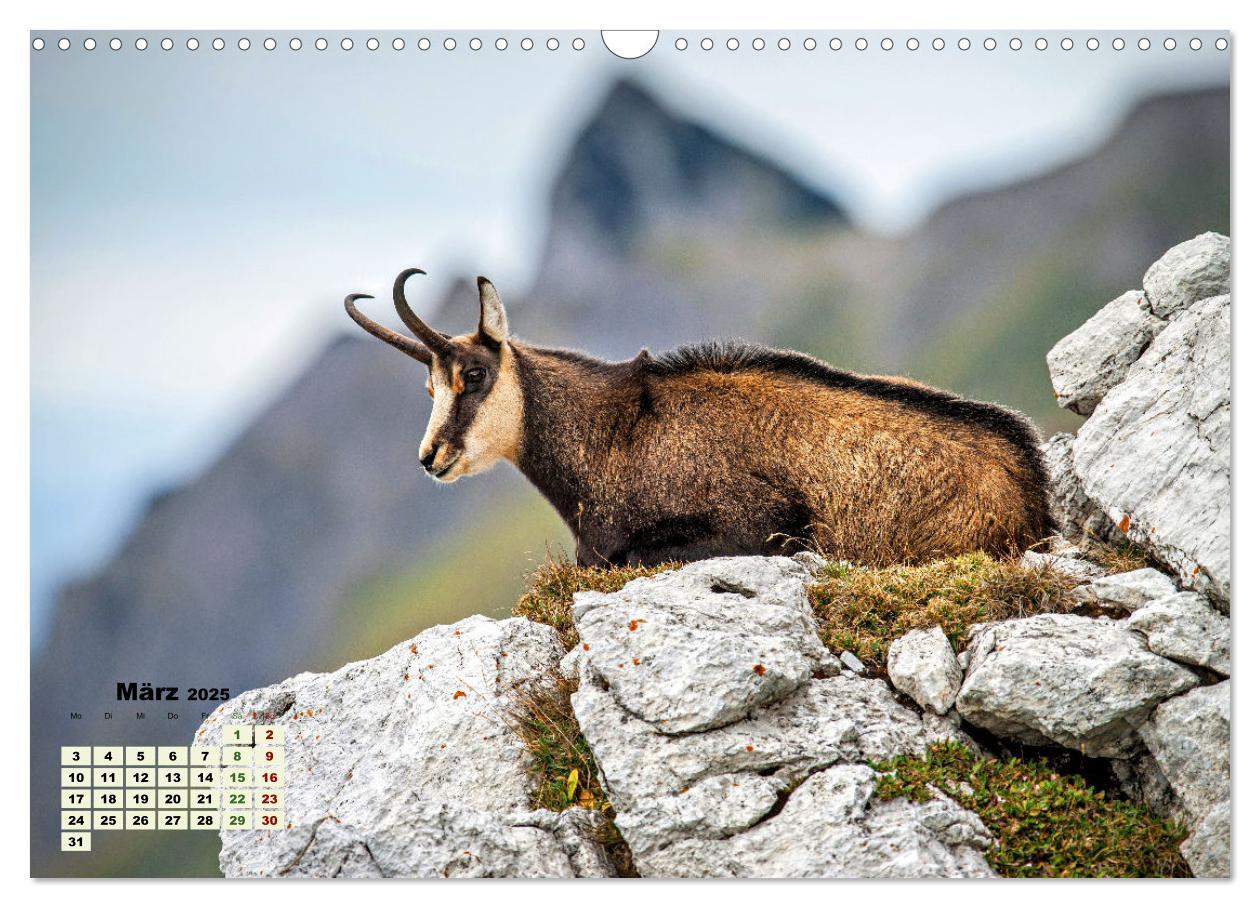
[207,547,1226,877]
[198,616,611,878]
[568,556,989,878]
[1180,803,1230,879]
[1040,433,1121,544]
[1047,290,1164,416]
[887,626,962,715]
[1072,568,1178,613]
[1046,233,1230,605]
[1141,232,1231,318]
[566,557,841,734]
[1074,291,1230,603]
[1039,235,1231,875]
[1140,681,1231,876]
[1139,681,1231,827]
[622,763,993,878]
[955,614,1198,757]
[1127,593,1230,676]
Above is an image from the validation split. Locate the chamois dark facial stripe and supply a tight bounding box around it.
[646,339,1050,489]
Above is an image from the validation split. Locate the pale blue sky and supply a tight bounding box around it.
[30,30,1229,641]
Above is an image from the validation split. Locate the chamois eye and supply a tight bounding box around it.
[463,367,487,387]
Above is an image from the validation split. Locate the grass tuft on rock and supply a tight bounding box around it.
[504,670,638,877]
[513,556,680,649]
[1077,535,1151,575]
[807,552,1078,672]
[873,741,1190,878]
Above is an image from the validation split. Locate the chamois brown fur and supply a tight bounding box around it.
[345,274,1057,568]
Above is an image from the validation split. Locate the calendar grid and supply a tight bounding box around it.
[59,725,286,852]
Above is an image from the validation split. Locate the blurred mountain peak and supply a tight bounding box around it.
[547,77,849,249]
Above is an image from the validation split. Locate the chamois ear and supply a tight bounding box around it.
[476,277,509,345]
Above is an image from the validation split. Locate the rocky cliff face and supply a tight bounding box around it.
[200,236,1231,878]
[1045,233,1231,604]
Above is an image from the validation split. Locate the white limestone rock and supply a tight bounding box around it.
[1073,293,1230,604]
[887,626,963,715]
[198,615,612,878]
[570,556,991,878]
[1180,801,1230,879]
[570,556,841,734]
[1142,232,1231,318]
[1139,680,1230,827]
[1020,547,1107,584]
[955,614,1199,757]
[573,665,989,877]
[1073,568,1179,613]
[1040,433,1120,544]
[1047,290,1166,416]
[1127,592,1230,676]
[640,764,993,878]
[839,650,866,673]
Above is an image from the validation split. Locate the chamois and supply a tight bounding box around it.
[344,269,1056,567]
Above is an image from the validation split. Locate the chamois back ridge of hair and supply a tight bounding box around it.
[647,339,1050,489]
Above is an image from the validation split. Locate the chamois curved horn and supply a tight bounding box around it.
[393,268,452,356]
[344,293,432,365]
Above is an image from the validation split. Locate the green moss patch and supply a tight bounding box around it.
[873,741,1190,877]
[807,552,1078,672]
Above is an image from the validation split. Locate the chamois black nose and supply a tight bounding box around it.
[419,449,437,472]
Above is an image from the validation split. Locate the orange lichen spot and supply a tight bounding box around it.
[315,735,320,742]
[745,744,755,752]
[628,620,641,631]
[617,663,624,669]
[582,643,590,651]
[753,663,767,676]
[410,643,418,654]
[453,690,467,700]
[286,822,292,829]
[1118,514,1131,534]
[345,770,353,780]
[453,630,462,637]
[403,673,410,682]
[306,708,314,717]
[250,711,257,720]
[632,657,641,666]
[440,743,447,750]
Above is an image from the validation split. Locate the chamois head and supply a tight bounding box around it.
[344,268,523,482]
